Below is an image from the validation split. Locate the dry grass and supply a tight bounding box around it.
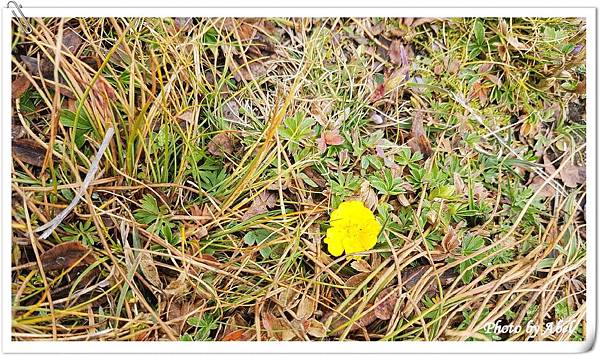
[11,17,586,341]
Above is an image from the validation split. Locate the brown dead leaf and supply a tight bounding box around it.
[12,139,46,167]
[172,17,194,33]
[374,286,401,320]
[296,296,316,320]
[176,109,196,129]
[222,100,242,125]
[441,225,461,253]
[473,182,488,202]
[190,204,214,224]
[207,132,236,157]
[351,259,372,273]
[40,241,95,272]
[507,36,528,51]
[529,176,556,198]
[406,111,432,158]
[401,265,431,290]
[370,83,386,103]
[345,272,370,289]
[62,27,83,54]
[12,75,31,99]
[359,180,379,211]
[401,265,458,295]
[453,173,466,196]
[221,329,253,341]
[412,17,441,27]
[93,76,117,102]
[242,190,276,221]
[166,297,202,334]
[389,40,407,66]
[139,251,162,288]
[12,125,25,140]
[443,56,461,75]
[164,272,189,296]
[305,319,328,338]
[230,58,268,82]
[303,166,326,188]
[375,144,399,169]
[21,55,54,80]
[317,129,344,153]
[559,160,586,188]
[325,304,378,336]
[262,311,296,341]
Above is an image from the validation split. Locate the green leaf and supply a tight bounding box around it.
[186,316,203,327]
[473,19,485,44]
[259,246,273,259]
[430,185,456,200]
[243,229,271,246]
[462,234,485,255]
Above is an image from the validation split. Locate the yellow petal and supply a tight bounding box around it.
[324,227,344,257]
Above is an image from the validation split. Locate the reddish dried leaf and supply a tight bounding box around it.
[231,58,268,82]
[166,297,201,333]
[485,74,502,87]
[407,112,432,158]
[370,83,385,103]
[443,56,460,75]
[207,132,236,157]
[261,311,295,341]
[176,109,196,129]
[20,55,54,79]
[305,319,328,338]
[221,329,251,341]
[302,166,326,187]
[401,265,458,294]
[164,273,189,296]
[172,17,194,33]
[317,129,344,153]
[62,27,83,54]
[401,265,431,290]
[374,286,401,320]
[12,125,25,140]
[543,155,557,175]
[442,225,460,253]
[507,36,528,50]
[12,139,46,167]
[389,40,405,65]
[40,241,95,272]
[344,272,370,294]
[12,75,31,99]
[359,180,379,211]
[94,76,117,101]
[559,160,586,188]
[529,176,556,198]
[242,190,276,221]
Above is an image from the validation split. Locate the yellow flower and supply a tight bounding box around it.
[324,200,381,257]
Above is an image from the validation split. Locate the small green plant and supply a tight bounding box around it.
[62,221,97,246]
[243,228,275,259]
[183,313,220,341]
[134,194,177,245]
[278,112,315,154]
[460,234,486,284]
[369,169,405,196]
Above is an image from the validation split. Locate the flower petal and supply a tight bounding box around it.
[324,227,344,257]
